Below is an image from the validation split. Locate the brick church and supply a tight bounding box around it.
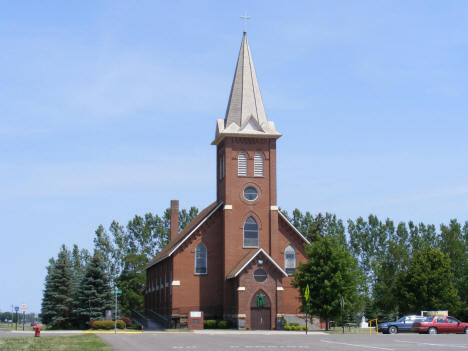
[144,32,313,330]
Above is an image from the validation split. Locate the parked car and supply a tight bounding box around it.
[412,316,468,334]
[378,315,427,334]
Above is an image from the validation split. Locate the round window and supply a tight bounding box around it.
[253,269,267,282]
[244,186,258,201]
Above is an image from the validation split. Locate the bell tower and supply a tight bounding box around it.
[212,32,282,282]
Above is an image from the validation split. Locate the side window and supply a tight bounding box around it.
[219,154,225,180]
[238,152,247,176]
[254,152,264,176]
[195,243,207,274]
[284,245,296,275]
[243,216,258,247]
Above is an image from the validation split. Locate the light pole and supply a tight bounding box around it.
[113,287,122,334]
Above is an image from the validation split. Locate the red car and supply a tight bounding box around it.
[412,316,468,334]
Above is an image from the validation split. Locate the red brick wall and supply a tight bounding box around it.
[171,208,224,317]
[218,137,278,311]
[145,134,310,327]
[277,216,308,314]
[145,257,173,316]
[236,252,283,329]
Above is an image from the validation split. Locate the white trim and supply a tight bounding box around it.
[146,202,223,269]
[168,202,223,257]
[172,280,180,286]
[278,211,310,244]
[227,248,288,279]
[270,205,278,211]
[237,287,246,291]
[224,204,233,210]
[276,287,284,291]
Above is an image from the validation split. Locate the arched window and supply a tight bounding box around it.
[244,216,258,247]
[195,243,207,274]
[285,245,296,275]
[254,152,264,177]
[238,152,247,176]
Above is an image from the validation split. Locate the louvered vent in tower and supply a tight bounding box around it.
[238,152,247,176]
[254,152,264,177]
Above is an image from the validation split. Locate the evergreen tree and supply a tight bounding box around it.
[397,246,461,315]
[40,257,56,326]
[41,245,74,329]
[292,235,361,329]
[74,252,113,328]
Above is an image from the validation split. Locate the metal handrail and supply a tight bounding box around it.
[148,309,171,328]
[131,310,148,329]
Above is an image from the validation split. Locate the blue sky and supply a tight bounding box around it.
[1,1,467,314]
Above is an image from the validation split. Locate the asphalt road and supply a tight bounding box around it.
[99,332,468,351]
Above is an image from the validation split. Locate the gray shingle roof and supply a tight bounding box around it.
[213,33,281,145]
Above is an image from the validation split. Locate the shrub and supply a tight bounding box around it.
[283,325,307,331]
[204,319,217,329]
[120,316,131,326]
[216,320,233,329]
[128,321,143,330]
[90,320,126,330]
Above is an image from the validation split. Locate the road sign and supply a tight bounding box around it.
[114,288,122,295]
[304,284,310,302]
[14,306,19,312]
[20,304,27,312]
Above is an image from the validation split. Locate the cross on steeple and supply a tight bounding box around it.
[240,13,250,33]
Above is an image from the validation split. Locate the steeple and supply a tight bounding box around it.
[212,33,281,145]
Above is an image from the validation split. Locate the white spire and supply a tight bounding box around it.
[212,33,281,145]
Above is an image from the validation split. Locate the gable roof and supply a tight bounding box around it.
[278,211,311,245]
[226,248,288,279]
[145,201,223,270]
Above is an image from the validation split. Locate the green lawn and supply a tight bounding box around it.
[0,323,33,332]
[0,334,111,351]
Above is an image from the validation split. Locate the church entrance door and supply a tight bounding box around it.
[250,290,271,330]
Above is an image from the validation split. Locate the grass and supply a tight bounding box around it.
[0,334,111,351]
[0,323,33,332]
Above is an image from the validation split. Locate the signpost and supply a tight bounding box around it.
[20,304,27,331]
[304,284,310,335]
[113,287,122,334]
[14,306,19,331]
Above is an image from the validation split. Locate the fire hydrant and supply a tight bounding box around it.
[33,323,40,337]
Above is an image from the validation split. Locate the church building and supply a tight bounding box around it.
[145,32,313,330]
